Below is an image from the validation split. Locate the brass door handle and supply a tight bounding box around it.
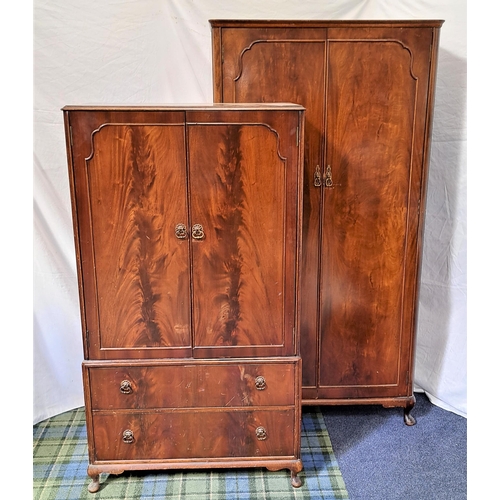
[175,223,187,239]
[325,165,333,187]
[314,165,322,187]
[192,224,205,240]
[324,165,341,188]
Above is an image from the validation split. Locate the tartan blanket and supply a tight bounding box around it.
[33,407,349,499]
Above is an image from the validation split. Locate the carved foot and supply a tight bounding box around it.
[404,398,416,426]
[88,474,100,493]
[291,470,302,488]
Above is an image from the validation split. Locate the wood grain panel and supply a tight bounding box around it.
[92,409,296,461]
[220,33,325,385]
[87,124,190,349]
[187,124,285,349]
[319,41,415,388]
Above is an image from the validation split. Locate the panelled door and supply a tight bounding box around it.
[319,32,433,398]
[186,111,301,359]
[67,108,302,361]
[75,118,192,360]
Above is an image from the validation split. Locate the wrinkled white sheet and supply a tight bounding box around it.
[33,0,467,423]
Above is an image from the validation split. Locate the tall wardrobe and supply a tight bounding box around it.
[210,20,443,424]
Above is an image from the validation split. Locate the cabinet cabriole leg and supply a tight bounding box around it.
[88,473,100,493]
[404,397,416,426]
[404,408,416,426]
[291,470,302,488]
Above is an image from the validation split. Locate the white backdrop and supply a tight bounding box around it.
[33,0,467,423]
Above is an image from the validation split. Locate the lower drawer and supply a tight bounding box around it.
[91,408,296,461]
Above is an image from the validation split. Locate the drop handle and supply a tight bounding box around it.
[175,223,187,239]
[314,165,322,187]
[120,380,132,394]
[122,429,134,444]
[255,426,268,441]
[192,224,205,240]
[255,376,267,390]
[325,165,333,187]
[325,165,341,188]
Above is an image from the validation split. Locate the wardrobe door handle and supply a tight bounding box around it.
[314,165,322,187]
[325,165,333,187]
[324,165,341,188]
[192,224,205,240]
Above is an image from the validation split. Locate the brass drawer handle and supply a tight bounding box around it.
[175,223,187,239]
[122,429,134,444]
[192,224,205,240]
[120,380,132,394]
[255,376,267,390]
[255,426,267,441]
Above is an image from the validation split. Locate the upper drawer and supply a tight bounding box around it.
[85,359,298,410]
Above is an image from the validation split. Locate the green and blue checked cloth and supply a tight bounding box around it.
[33,407,349,499]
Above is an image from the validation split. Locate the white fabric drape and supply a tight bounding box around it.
[33,0,467,423]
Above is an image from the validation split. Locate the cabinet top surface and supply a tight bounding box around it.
[209,19,444,28]
[62,103,305,112]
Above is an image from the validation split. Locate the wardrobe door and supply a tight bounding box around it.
[319,32,433,398]
[217,28,326,383]
[186,117,298,358]
[82,122,192,359]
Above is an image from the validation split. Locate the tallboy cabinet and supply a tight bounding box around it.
[63,104,305,490]
[211,20,443,423]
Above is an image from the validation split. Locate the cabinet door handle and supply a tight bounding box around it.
[175,223,187,239]
[192,224,205,240]
[314,165,322,187]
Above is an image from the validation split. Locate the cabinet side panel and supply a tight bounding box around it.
[87,124,191,351]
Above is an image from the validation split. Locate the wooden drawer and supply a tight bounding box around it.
[85,360,297,410]
[92,408,296,461]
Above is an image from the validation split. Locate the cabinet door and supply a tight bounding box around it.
[319,32,433,397]
[217,28,325,380]
[78,121,192,359]
[187,117,299,358]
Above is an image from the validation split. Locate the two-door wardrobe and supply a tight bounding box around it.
[63,104,305,490]
[210,19,444,424]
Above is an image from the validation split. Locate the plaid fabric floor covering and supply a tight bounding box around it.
[33,407,349,499]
